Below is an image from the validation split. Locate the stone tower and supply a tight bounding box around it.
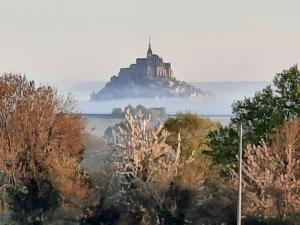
[147,37,153,58]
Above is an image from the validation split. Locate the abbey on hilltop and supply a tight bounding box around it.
[91,39,205,100]
[119,38,172,79]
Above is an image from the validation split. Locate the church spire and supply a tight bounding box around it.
[147,36,153,58]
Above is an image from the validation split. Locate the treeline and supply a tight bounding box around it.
[0,65,299,225]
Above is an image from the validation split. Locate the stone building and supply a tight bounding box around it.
[118,40,172,80]
[91,39,205,100]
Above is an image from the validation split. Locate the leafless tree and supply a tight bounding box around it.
[235,118,300,220]
[107,109,184,224]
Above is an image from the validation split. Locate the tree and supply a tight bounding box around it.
[103,108,186,224]
[0,74,97,224]
[207,127,239,165]
[164,113,219,187]
[234,119,300,221]
[208,65,300,165]
[273,65,300,118]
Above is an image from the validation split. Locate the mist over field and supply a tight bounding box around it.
[62,81,269,115]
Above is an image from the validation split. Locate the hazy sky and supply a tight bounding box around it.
[1,0,300,86]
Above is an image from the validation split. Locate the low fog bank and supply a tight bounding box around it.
[59,81,269,115]
[80,96,223,115]
[84,115,230,138]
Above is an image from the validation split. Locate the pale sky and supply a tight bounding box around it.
[1,0,300,86]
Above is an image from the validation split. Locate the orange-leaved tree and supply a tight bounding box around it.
[0,74,97,224]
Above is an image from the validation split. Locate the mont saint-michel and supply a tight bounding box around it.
[91,41,205,100]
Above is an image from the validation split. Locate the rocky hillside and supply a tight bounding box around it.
[91,76,206,100]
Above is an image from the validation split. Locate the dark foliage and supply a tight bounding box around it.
[208,65,300,165]
[243,217,294,225]
[8,179,59,225]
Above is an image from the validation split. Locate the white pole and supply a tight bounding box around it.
[237,123,243,225]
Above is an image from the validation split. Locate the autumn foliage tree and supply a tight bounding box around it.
[0,74,97,224]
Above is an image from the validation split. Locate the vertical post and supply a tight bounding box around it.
[237,123,243,225]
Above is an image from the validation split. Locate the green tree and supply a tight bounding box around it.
[164,113,219,187]
[207,127,239,165]
[273,65,300,118]
[208,65,300,165]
